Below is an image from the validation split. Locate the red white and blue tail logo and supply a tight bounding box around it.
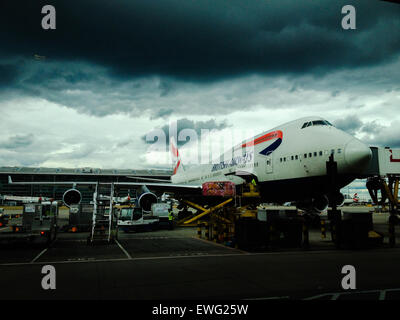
[170,137,183,175]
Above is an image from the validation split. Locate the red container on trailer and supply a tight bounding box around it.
[202,181,236,197]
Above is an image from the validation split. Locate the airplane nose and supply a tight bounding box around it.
[344,139,372,168]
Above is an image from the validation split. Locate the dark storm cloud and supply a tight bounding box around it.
[334,115,363,135]
[150,108,174,120]
[0,63,21,86]
[53,144,97,160]
[158,80,176,97]
[0,59,157,116]
[143,118,230,146]
[363,120,400,148]
[1,0,399,121]
[1,0,399,83]
[0,134,35,150]
[334,115,400,148]
[360,120,385,136]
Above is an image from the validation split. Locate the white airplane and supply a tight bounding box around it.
[169,116,371,211]
[8,116,372,212]
[342,193,360,205]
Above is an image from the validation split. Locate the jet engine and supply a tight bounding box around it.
[329,192,345,207]
[62,189,82,207]
[137,186,158,212]
[312,195,329,212]
[297,195,329,213]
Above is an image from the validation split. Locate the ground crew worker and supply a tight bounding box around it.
[168,210,174,230]
[251,178,258,192]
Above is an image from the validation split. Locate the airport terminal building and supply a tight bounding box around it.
[0,167,172,204]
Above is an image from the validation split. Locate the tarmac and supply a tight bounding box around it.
[0,208,400,300]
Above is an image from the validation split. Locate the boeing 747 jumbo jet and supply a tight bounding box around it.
[8,116,372,212]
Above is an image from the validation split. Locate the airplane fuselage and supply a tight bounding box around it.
[171,117,372,203]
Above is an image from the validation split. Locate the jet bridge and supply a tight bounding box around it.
[362,147,400,212]
[363,147,400,177]
[361,147,400,247]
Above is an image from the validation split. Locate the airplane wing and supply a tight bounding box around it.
[126,176,172,182]
[115,181,202,195]
[8,175,202,211]
[7,176,202,194]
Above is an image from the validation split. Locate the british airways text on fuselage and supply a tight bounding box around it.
[211,151,254,172]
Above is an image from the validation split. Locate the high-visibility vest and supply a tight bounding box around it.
[168,212,173,221]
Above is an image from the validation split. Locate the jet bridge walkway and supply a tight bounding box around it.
[332,147,400,247]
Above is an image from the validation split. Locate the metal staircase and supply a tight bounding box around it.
[87,183,118,245]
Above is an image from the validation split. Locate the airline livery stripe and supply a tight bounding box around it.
[171,144,179,158]
[242,130,283,148]
[173,160,181,175]
[259,138,282,156]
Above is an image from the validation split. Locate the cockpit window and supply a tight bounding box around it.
[301,119,333,129]
[312,120,326,126]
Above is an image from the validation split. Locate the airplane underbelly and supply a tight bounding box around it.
[258,174,355,202]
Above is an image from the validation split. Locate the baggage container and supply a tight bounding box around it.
[202,181,236,197]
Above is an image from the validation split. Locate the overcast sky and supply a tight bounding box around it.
[0,0,399,177]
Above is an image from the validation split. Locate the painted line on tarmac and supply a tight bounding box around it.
[0,250,318,267]
[57,236,188,242]
[30,238,58,263]
[302,288,400,300]
[56,239,87,242]
[244,296,290,300]
[0,257,131,267]
[1,247,400,267]
[191,236,249,254]
[115,239,132,259]
[0,253,238,267]
[30,248,49,263]
[118,236,189,240]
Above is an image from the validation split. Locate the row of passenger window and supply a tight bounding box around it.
[279,148,342,163]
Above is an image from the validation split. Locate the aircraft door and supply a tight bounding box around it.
[266,155,273,174]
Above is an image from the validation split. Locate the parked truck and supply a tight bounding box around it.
[151,202,173,229]
[0,203,58,244]
[117,205,159,232]
[0,208,9,227]
[67,204,93,232]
